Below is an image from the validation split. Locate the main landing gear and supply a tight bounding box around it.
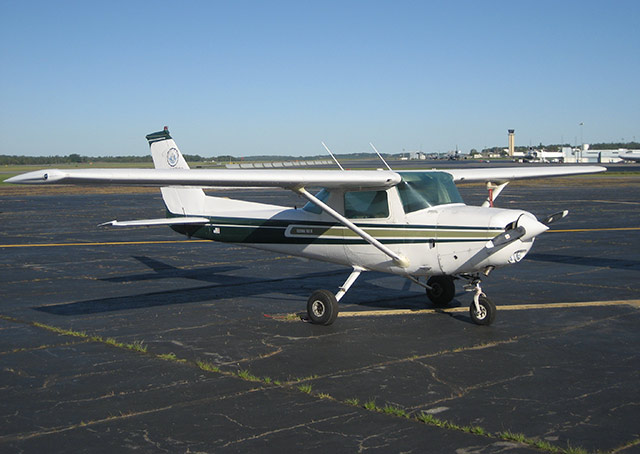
[306,267,363,326]
[425,275,456,307]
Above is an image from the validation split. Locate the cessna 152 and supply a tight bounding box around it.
[7,128,606,326]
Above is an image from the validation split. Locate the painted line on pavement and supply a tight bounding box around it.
[337,299,640,318]
[0,239,211,248]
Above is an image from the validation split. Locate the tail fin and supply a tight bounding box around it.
[146,127,206,216]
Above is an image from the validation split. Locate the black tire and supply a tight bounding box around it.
[470,295,496,326]
[307,290,339,326]
[426,275,455,307]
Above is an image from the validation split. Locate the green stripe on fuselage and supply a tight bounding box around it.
[169,216,497,245]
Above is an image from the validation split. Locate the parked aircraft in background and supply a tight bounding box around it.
[619,152,640,163]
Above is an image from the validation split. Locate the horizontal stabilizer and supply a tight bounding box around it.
[99,217,210,227]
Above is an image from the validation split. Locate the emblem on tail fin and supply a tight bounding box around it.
[167,148,179,167]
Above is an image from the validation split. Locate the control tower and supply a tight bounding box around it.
[508,129,515,156]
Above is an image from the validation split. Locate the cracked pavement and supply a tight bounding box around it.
[1,176,639,453]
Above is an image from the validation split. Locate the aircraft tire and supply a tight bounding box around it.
[470,295,496,326]
[426,275,455,307]
[307,290,339,326]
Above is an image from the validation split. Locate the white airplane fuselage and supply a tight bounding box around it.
[170,185,540,278]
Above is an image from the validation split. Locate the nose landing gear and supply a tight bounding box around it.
[464,277,496,326]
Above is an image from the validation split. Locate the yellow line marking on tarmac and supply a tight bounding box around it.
[337,299,640,318]
[0,240,211,248]
[549,227,640,233]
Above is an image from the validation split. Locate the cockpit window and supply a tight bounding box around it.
[302,188,330,214]
[344,190,389,219]
[397,172,463,213]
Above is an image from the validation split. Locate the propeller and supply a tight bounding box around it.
[485,225,526,249]
[485,210,569,250]
[542,210,569,225]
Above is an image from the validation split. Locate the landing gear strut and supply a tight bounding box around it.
[464,277,496,326]
[306,267,364,326]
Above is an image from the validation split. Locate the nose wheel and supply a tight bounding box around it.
[465,278,496,326]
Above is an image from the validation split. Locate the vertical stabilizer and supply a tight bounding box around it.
[146,127,206,216]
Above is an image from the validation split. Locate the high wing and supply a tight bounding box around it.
[443,165,606,182]
[5,168,401,189]
[7,165,606,189]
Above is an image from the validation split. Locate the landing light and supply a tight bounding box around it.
[509,250,528,263]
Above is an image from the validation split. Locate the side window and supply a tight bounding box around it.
[302,188,330,214]
[344,190,389,219]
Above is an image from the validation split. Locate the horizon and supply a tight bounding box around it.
[1,1,638,157]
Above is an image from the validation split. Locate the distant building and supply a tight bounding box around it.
[561,145,640,163]
[409,151,427,160]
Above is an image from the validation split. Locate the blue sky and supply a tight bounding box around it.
[1,1,638,157]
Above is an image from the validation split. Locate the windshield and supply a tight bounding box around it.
[397,172,463,213]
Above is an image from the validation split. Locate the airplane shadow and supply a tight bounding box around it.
[100,256,246,284]
[33,256,456,317]
[525,253,640,271]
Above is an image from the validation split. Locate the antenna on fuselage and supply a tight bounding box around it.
[369,143,393,171]
[321,142,345,171]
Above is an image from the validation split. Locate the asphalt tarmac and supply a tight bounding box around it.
[1,174,639,453]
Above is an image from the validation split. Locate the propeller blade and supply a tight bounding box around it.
[485,214,549,250]
[542,210,569,225]
[485,226,526,249]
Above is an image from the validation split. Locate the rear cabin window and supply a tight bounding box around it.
[302,188,330,214]
[344,190,389,219]
[397,172,463,213]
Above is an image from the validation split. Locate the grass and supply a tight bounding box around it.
[382,404,408,418]
[237,369,262,382]
[297,384,313,394]
[157,352,186,362]
[126,340,147,353]
[195,360,221,373]
[499,430,527,443]
[364,400,377,411]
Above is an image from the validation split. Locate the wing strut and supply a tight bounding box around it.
[295,187,409,268]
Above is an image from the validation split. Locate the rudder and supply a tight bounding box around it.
[146,127,206,216]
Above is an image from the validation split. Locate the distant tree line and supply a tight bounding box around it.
[588,141,639,150]
[2,142,638,165]
[0,154,211,165]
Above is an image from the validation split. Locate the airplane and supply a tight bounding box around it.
[619,151,640,163]
[6,128,606,326]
